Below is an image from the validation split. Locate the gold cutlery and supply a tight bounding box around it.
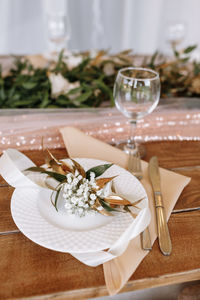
[128,150,152,251]
[148,156,172,255]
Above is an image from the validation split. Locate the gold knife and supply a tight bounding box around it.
[148,156,172,255]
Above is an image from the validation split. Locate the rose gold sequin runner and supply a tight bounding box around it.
[0,106,200,152]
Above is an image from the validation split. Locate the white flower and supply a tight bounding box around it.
[67,190,72,196]
[77,207,84,215]
[48,72,80,98]
[91,182,98,189]
[77,188,83,196]
[71,196,78,204]
[66,174,72,184]
[78,200,84,207]
[89,49,99,59]
[97,206,103,211]
[77,175,83,181]
[90,172,95,180]
[96,189,103,197]
[84,192,89,199]
[90,193,97,201]
[65,203,72,210]
[84,186,89,192]
[90,200,95,206]
[64,55,83,70]
[73,178,79,186]
[64,183,70,191]
[62,169,111,217]
[103,63,115,76]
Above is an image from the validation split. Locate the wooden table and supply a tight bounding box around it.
[1,141,200,299]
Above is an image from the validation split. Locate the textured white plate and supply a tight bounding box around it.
[11,158,148,253]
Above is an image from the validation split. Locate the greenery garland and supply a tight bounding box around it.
[0,46,199,109]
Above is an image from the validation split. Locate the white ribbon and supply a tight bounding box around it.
[0,148,38,189]
[0,149,151,267]
[72,207,150,266]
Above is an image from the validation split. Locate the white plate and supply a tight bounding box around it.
[11,158,148,253]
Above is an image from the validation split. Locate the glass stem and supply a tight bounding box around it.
[128,120,137,151]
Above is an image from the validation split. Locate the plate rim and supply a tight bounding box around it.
[11,157,149,253]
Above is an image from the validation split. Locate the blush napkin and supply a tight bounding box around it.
[60,126,190,295]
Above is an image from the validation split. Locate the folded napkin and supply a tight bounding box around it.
[60,126,191,295]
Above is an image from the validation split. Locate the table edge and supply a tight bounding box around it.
[11,268,200,300]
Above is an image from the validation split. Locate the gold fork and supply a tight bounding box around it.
[128,149,152,251]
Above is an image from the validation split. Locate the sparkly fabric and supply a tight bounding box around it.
[0,106,200,152]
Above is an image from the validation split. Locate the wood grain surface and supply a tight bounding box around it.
[0,141,200,299]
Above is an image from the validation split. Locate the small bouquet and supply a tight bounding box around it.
[26,145,142,218]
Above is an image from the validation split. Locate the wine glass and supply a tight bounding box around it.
[43,0,71,57]
[114,67,160,154]
[166,21,186,50]
[47,13,71,54]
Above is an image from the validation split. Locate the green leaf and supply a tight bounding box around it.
[184,45,197,54]
[39,91,49,108]
[78,103,90,108]
[72,91,92,105]
[67,86,82,95]
[75,57,90,72]
[149,51,158,68]
[9,99,38,107]
[54,186,62,211]
[56,97,70,106]
[26,167,66,182]
[118,49,133,55]
[54,49,65,72]
[22,82,37,89]
[99,199,123,212]
[0,87,6,101]
[86,163,113,179]
[180,57,190,63]
[193,61,200,75]
[12,94,20,101]
[174,49,179,58]
[8,87,15,99]
[94,79,114,105]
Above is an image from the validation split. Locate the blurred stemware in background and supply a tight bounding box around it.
[114,67,160,155]
[44,0,71,57]
[166,21,186,51]
[47,14,70,53]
